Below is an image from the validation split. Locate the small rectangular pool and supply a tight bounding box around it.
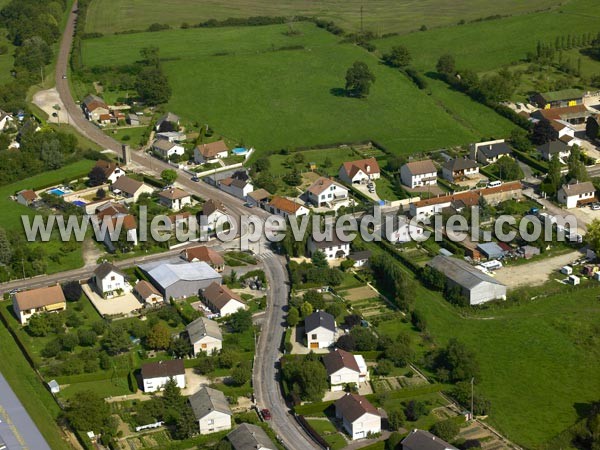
[231,147,247,155]
[48,188,66,196]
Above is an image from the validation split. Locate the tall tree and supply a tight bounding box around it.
[345,61,376,98]
[532,119,559,145]
[146,323,172,350]
[436,54,456,75]
[136,66,171,105]
[382,45,411,68]
[161,169,178,185]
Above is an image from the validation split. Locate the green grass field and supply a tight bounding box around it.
[82,23,514,155]
[84,0,561,35]
[376,284,600,448]
[375,0,600,73]
[0,159,95,231]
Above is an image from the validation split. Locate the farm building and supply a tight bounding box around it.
[138,259,222,300]
[428,255,507,305]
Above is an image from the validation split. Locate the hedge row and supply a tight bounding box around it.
[53,369,130,385]
[513,149,549,173]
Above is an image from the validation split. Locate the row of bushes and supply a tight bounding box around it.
[512,148,548,173]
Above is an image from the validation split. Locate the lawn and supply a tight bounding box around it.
[376,283,600,448]
[0,323,71,450]
[84,0,561,35]
[81,23,514,156]
[305,419,346,450]
[268,147,360,176]
[0,159,95,231]
[104,126,148,148]
[375,0,600,73]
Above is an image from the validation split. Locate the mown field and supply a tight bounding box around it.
[376,282,600,448]
[375,0,600,73]
[84,0,561,35]
[81,23,514,155]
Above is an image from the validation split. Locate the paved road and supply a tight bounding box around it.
[0,372,51,450]
[254,253,320,450]
[50,4,320,449]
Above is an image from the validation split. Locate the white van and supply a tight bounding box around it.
[480,260,503,271]
[487,180,502,188]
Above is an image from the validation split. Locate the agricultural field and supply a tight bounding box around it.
[375,0,600,73]
[84,0,562,35]
[376,283,600,448]
[81,23,515,156]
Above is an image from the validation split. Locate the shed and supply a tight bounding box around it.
[476,242,505,260]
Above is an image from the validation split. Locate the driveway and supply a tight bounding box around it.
[82,283,143,317]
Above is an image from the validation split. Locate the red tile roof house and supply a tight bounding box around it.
[180,246,225,272]
[94,159,125,184]
[267,196,309,219]
[158,188,192,211]
[110,176,154,203]
[133,280,164,306]
[322,349,369,391]
[82,94,109,122]
[194,140,229,164]
[305,177,349,209]
[202,282,247,317]
[334,393,381,440]
[338,158,381,184]
[16,189,38,206]
[400,160,438,189]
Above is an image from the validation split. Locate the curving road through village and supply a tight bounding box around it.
[49,2,320,449]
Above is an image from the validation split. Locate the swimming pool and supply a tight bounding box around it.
[232,147,247,155]
[48,188,66,196]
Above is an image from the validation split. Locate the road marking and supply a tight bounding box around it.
[0,404,29,449]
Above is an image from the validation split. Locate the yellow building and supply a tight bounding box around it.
[12,285,66,324]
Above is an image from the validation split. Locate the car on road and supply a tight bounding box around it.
[260,408,272,421]
[0,435,6,450]
[191,176,199,182]
[62,75,67,79]
[244,202,255,208]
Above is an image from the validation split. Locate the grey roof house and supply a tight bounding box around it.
[189,387,232,435]
[402,429,459,450]
[137,258,222,300]
[227,423,276,450]
[428,255,506,305]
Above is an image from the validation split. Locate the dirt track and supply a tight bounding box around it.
[494,250,580,288]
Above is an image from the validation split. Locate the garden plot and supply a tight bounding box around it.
[343,285,379,302]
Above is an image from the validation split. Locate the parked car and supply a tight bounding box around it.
[191,176,199,182]
[261,409,272,421]
[591,203,600,211]
[244,202,255,208]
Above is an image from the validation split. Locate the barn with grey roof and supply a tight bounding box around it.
[137,258,222,300]
[428,255,506,305]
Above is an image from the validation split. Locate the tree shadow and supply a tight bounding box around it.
[424,71,444,81]
[330,87,348,97]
